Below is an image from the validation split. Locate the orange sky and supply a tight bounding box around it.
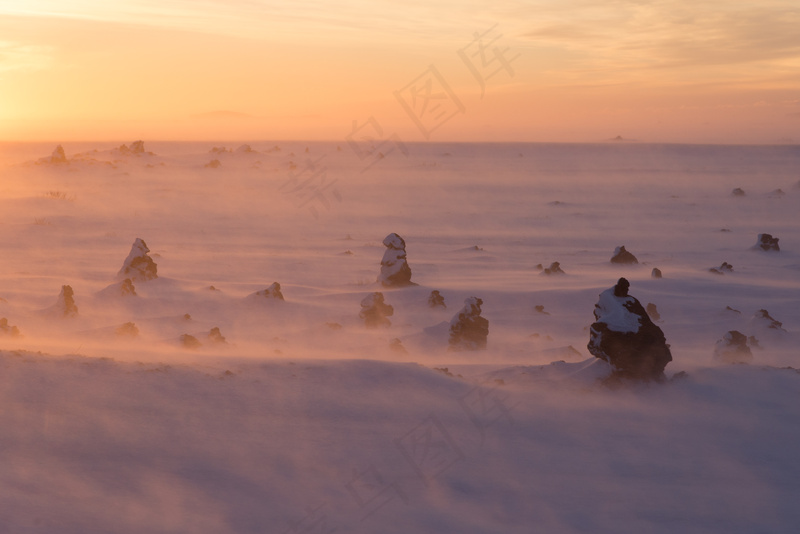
[1,1,798,143]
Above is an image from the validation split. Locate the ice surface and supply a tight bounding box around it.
[1,141,799,533]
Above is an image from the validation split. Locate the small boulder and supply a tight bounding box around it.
[713,331,752,363]
[752,309,786,331]
[709,262,734,275]
[253,282,284,300]
[651,268,662,279]
[541,262,565,275]
[48,145,67,164]
[610,246,638,264]
[115,322,139,337]
[389,338,407,354]
[180,334,201,349]
[56,285,79,318]
[428,290,446,308]
[0,318,20,337]
[117,238,158,282]
[208,327,227,344]
[448,297,489,350]
[587,278,672,381]
[731,188,746,197]
[378,233,414,287]
[359,292,393,328]
[753,233,780,252]
[205,159,222,168]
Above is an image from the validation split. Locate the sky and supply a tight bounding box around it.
[0,0,798,143]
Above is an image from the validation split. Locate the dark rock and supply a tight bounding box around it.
[709,262,734,275]
[731,188,746,197]
[534,305,550,315]
[651,268,662,279]
[753,233,780,252]
[359,292,393,328]
[587,278,672,381]
[120,278,137,296]
[56,285,79,318]
[0,318,20,337]
[208,327,227,344]
[541,262,565,275]
[378,233,414,287]
[428,290,446,308]
[646,303,660,321]
[713,330,752,363]
[118,238,158,282]
[115,322,139,337]
[753,309,786,331]
[389,338,407,354]
[449,297,489,350]
[610,246,638,264]
[253,282,284,300]
[180,334,201,349]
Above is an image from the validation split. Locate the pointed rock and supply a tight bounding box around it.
[610,246,638,264]
[359,292,393,328]
[449,297,489,350]
[378,233,414,287]
[118,238,158,282]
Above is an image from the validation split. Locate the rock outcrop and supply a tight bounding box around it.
[448,297,489,350]
[709,262,734,275]
[378,233,414,287]
[56,285,79,318]
[753,233,780,252]
[117,238,158,282]
[752,309,786,331]
[587,278,672,381]
[253,282,284,300]
[651,268,662,279]
[359,292,393,328]
[541,262,565,275]
[428,290,446,308]
[610,246,638,264]
[713,330,753,363]
[0,318,20,337]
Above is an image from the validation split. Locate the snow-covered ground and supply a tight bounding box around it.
[1,141,799,533]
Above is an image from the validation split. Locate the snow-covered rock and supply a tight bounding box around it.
[359,292,393,328]
[587,278,672,381]
[709,262,734,275]
[753,233,780,252]
[731,187,746,197]
[651,267,662,279]
[713,330,753,364]
[610,246,638,264]
[0,318,20,337]
[448,297,489,350]
[427,290,446,308]
[117,238,158,282]
[378,233,414,287]
[751,309,786,332]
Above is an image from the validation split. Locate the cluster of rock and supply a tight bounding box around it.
[428,290,446,308]
[359,292,394,328]
[539,262,565,275]
[714,331,753,363]
[0,318,20,337]
[39,145,68,164]
[115,140,149,155]
[448,297,489,351]
[587,278,672,381]
[753,233,780,252]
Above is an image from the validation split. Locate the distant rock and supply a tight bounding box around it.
[235,144,255,154]
[205,159,222,168]
[389,338,407,354]
[55,285,79,318]
[541,262,565,275]
[428,290,446,308]
[587,278,672,381]
[210,146,229,154]
[115,322,139,337]
[713,331,752,363]
[180,334,201,349]
[768,189,786,198]
[534,305,550,315]
[709,262,734,275]
[117,238,158,282]
[378,233,414,287]
[252,282,284,300]
[359,292,393,328]
[610,246,638,264]
[208,327,227,344]
[50,145,67,163]
[752,309,786,331]
[753,233,780,252]
[116,140,150,155]
[646,303,661,321]
[0,318,20,337]
[449,297,489,350]
[731,188,746,197]
[651,267,662,279]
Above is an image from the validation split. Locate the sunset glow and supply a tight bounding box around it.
[1,0,799,143]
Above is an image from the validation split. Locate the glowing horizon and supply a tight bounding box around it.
[1,1,798,144]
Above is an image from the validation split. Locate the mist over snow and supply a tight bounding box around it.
[1,141,799,533]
